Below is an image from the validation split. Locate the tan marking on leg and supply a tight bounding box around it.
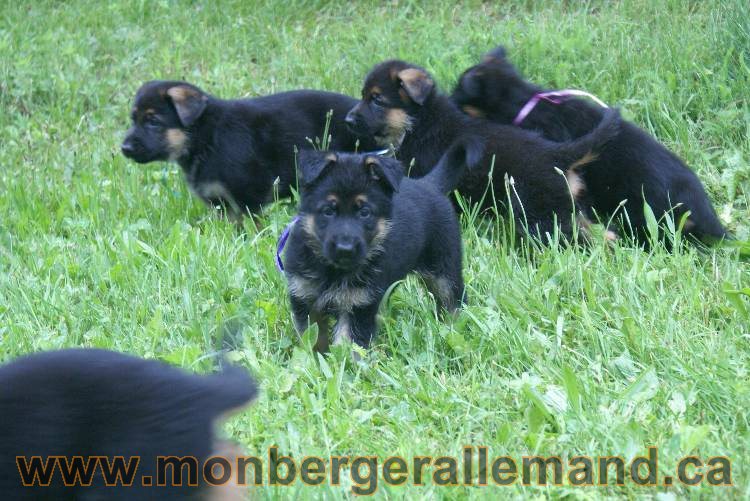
[292,307,331,353]
[333,314,352,345]
[576,213,593,243]
[312,312,331,353]
[422,273,458,312]
[462,105,486,118]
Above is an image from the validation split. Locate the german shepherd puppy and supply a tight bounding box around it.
[121,81,375,218]
[345,60,622,242]
[282,146,470,351]
[0,349,257,499]
[451,46,727,244]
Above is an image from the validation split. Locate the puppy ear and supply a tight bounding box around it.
[483,45,508,62]
[397,68,434,106]
[166,85,208,127]
[364,156,404,193]
[298,150,338,186]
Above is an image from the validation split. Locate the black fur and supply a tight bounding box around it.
[0,348,257,499]
[451,46,727,244]
[283,150,466,350]
[121,80,375,217]
[345,60,622,242]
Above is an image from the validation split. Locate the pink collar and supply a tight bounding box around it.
[512,89,609,126]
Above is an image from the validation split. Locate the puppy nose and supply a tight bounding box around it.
[121,140,135,157]
[335,240,356,256]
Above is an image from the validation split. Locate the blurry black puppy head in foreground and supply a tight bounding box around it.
[0,348,257,498]
[345,60,436,148]
[451,45,531,121]
[121,80,208,163]
[297,151,404,271]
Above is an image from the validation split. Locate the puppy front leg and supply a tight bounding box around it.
[290,296,330,352]
[333,303,380,349]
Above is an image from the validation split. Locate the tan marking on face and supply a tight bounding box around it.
[368,86,382,97]
[462,105,486,118]
[398,88,410,104]
[354,194,368,205]
[302,214,316,237]
[326,194,339,204]
[300,213,324,256]
[385,108,411,131]
[144,108,155,115]
[366,218,391,260]
[165,128,188,160]
[376,108,413,147]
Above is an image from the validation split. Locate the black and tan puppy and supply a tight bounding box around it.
[0,348,257,499]
[122,81,375,218]
[283,147,469,351]
[451,46,727,244]
[345,60,622,242]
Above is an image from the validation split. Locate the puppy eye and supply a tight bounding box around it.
[321,205,336,217]
[370,93,383,105]
[358,206,372,218]
[145,116,161,127]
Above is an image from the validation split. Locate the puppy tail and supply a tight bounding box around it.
[421,136,485,194]
[558,107,622,169]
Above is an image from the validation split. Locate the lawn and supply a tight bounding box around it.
[1,0,749,498]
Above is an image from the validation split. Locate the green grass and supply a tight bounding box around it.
[1,0,749,498]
